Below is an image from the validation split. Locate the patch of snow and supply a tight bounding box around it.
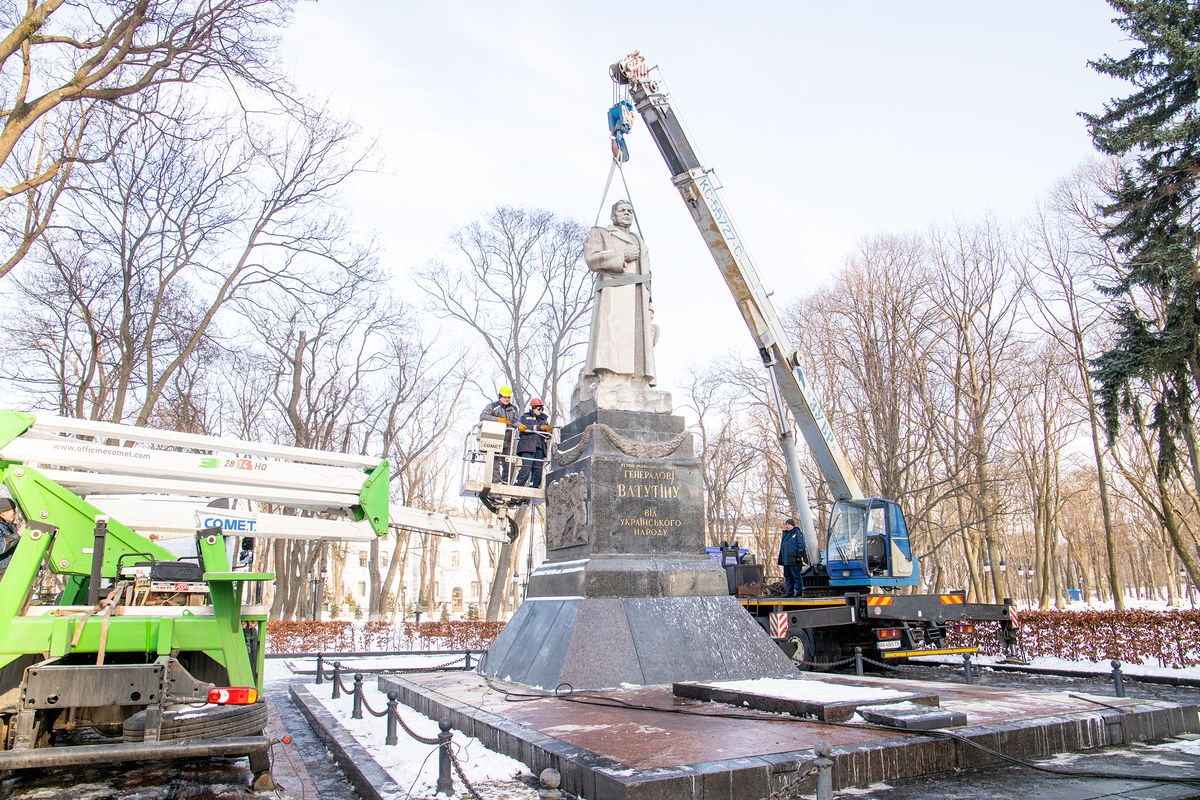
[704,677,910,703]
[1145,735,1200,756]
[836,783,894,796]
[541,723,611,734]
[856,701,926,712]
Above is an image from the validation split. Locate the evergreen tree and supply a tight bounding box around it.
[1083,1,1200,475]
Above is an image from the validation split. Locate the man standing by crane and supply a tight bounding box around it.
[777,518,807,597]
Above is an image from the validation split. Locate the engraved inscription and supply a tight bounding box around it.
[616,463,682,535]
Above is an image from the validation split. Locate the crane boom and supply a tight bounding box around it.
[612,57,864,548]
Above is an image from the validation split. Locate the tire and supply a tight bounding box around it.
[781,629,816,672]
[123,701,268,743]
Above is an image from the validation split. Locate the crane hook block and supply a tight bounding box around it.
[608,100,634,162]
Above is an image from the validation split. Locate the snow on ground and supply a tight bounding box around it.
[920,653,1200,680]
[706,677,910,703]
[1047,734,1200,771]
[314,691,537,799]
[265,657,537,799]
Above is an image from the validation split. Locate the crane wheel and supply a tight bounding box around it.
[783,630,815,672]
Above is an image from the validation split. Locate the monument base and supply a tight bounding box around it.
[480,593,795,689]
[479,406,795,690]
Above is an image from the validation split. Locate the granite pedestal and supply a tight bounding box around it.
[479,407,794,689]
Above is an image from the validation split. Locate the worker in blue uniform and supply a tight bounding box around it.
[777,518,807,597]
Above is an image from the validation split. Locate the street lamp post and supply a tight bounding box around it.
[311,567,327,622]
[1017,564,1033,608]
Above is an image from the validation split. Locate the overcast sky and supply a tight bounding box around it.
[278,1,1130,410]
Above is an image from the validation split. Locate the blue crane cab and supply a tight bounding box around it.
[825,498,920,589]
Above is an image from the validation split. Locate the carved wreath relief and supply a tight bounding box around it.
[545,471,589,550]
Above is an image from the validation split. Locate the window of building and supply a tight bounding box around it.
[380,552,389,567]
[357,581,366,597]
[470,581,480,599]
[358,552,367,567]
[450,552,460,568]
[452,587,464,612]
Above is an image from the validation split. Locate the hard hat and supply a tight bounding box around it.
[498,386,513,397]
[530,396,543,406]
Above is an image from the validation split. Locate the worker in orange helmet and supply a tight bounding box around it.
[514,397,552,488]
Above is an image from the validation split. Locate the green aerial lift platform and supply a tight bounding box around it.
[0,409,406,788]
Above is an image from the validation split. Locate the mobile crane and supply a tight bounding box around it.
[0,409,510,785]
[607,53,1020,667]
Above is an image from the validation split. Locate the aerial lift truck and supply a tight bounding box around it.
[0,409,511,785]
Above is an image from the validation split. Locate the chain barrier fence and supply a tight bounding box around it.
[315,655,489,799]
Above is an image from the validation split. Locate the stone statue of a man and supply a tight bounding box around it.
[572,200,671,415]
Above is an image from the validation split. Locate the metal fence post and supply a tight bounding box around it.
[962,653,973,685]
[315,653,324,685]
[385,691,399,746]
[436,717,454,795]
[332,662,342,699]
[853,647,864,676]
[352,674,364,719]
[1111,659,1126,697]
[464,651,473,670]
[814,741,833,800]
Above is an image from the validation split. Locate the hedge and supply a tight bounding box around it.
[952,608,1200,668]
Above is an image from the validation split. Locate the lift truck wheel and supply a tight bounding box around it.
[122,701,268,742]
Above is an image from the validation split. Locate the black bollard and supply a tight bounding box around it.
[464,651,473,670]
[352,673,364,719]
[385,691,399,746]
[1111,659,1126,697]
[315,653,325,685]
[332,662,342,699]
[962,653,974,685]
[436,717,454,795]
[854,646,864,676]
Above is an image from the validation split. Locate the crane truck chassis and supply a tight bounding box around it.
[715,542,1019,667]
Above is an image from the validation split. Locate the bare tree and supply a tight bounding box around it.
[927,220,1027,604]
[1024,161,1127,607]
[0,0,296,277]
[417,205,592,621]
[4,94,375,425]
[418,206,591,421]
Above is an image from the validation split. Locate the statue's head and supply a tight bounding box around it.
[610,200,634,230]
